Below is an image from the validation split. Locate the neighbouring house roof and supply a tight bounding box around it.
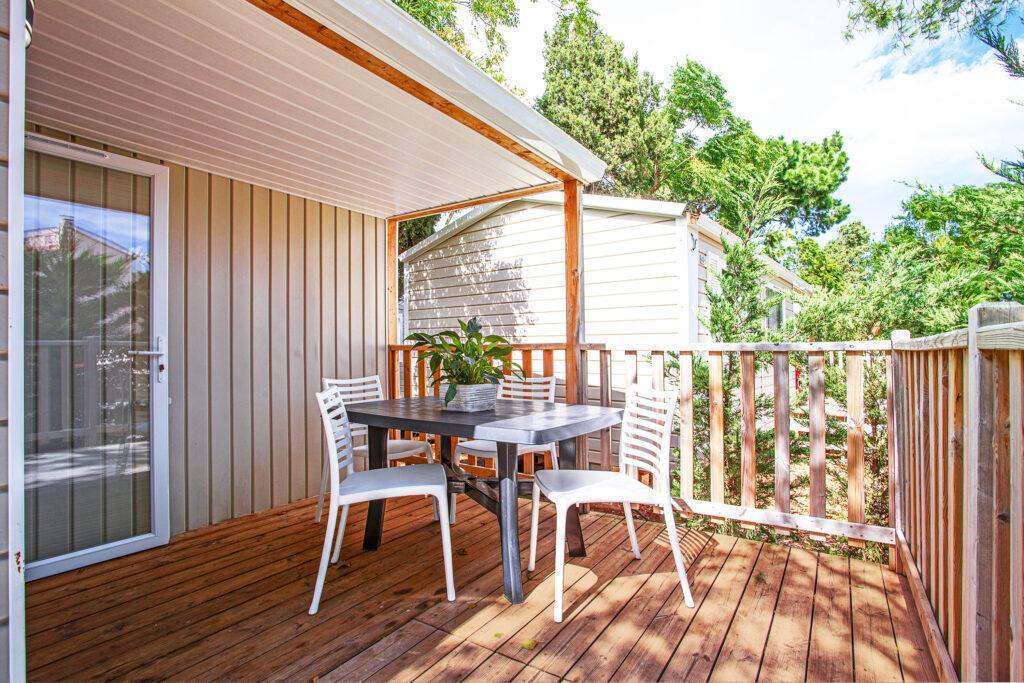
[399,192,813,293]
[26,0,604,219]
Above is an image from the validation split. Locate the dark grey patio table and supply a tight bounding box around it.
[344,396,623,604]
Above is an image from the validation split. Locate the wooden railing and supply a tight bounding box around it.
[890,302,1024,682]
[391,301,1024,681]
[387,339,896,547]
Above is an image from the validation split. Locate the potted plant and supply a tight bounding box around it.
[406,318,521,411]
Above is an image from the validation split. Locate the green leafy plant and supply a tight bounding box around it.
[406,318,522,405]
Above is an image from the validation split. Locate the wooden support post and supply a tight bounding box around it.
[564,178,584,407]
[774,352,791,535]
[890,331,910,573]
[679,351,694,502]
[847,351,865,547]
[710,351,725,517]
[386,217,398,347]
[1009,349,1024,683]
[563,179,587,473]
[740,351,756,530]
[599,350,612,472]
[809,351,827,525]
[964,302,1024,682]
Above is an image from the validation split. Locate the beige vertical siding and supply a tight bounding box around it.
[406,201,686,346]
[0,0,10,669]
[27,125,388,536]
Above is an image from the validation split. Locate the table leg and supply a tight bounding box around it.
[439,434,454,468]
[497,442,524,603]
[362,425,388,551]
[557,436,587,557]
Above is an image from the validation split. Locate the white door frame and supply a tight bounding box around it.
[22,136,171,581]
[8,0,28,676]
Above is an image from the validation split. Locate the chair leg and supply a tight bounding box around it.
[528,482,541,571]
[331,504,350,564]
[623,502,641,559]
[435,493,456,601]
[309,505,337,615]
[432,497,439,521]
[315,456,330,523]
[663,505,695,608]
[550,443,559,470]
[553,504,567,622]
[449,493,457,524]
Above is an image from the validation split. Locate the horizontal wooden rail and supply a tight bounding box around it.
[600,340,892,352]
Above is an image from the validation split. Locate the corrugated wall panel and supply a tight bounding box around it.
[27,125,388,536]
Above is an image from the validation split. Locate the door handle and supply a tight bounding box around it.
[128,335,166,383]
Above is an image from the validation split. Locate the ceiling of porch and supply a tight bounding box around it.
[25,0,601,219]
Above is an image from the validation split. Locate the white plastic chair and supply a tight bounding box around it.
[449,376,558,522]
[309,386,455,615]
[315,376,434,523]
[454,376,558,468]
[528,384,695,622]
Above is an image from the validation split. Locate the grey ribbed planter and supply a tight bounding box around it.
[443,383,496,412]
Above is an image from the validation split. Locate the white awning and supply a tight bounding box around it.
[26,0,605,219]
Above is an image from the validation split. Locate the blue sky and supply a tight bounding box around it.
[494,0,1024,239]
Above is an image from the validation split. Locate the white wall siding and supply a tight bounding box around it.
[406,201,686,346]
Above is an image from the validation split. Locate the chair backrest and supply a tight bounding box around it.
[619,384,678,496]
[321,375,385,439]
[499,375,556,402]
[316,387,357,495]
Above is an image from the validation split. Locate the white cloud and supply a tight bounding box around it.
[500,0,1024,236]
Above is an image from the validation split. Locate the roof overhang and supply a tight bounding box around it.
[25,0,605,219]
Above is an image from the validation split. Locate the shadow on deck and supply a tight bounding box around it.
[26,495,937,681]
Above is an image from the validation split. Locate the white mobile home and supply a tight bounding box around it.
[401,193,812,346]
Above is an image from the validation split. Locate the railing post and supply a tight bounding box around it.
[964,301,1024,681]
[888,330,910,572]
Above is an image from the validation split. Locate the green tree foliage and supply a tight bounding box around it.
[397,214,439,296]
[535,5,673,198]
[664,61,851,240]
[844,0,1018,46]
[393,0,523,81]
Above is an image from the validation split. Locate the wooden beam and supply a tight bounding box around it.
[247,0,572,182]
[673,497,896,545]
[386,217,398,347]
[388,182,562,222]
[564,179,583,405]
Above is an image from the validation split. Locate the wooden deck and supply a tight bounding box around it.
[27,495,937,681]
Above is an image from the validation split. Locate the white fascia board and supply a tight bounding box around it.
[527,192,689,219]
[291,0,606,184]
[399,202,507,263]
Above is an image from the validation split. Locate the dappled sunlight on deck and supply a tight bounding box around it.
[27,496,935,681]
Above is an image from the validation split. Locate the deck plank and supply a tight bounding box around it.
[563,531,713,682]
[25,498,937,682]
[708,541,790,681]
[759,546,818,681]
[610,534,737,681]
[660,537,762,681]
[851,559,903,682]
[524,523,673,678]
[807,552,855,682]
[881,566,938,681]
